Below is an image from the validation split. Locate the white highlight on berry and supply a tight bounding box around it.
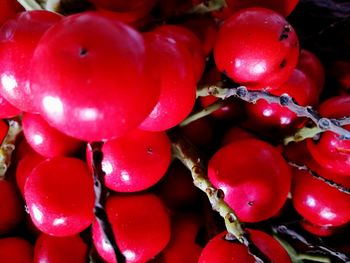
[121,170,130,182]
[31,204,43,224]
[42,96,64,118]
[79,107,99,121]
[1,74,17,94]
[33,134,44,145]
[320,208,337,221]
[306,196,316,207]
[53,217,66,226]
[124,250,136,261]
[102,161,113,175]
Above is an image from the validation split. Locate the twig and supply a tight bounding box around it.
[87,142,126,263]
[286,159,350,194]
[0,118,22,179]
[197,84,350,140]
[169,130,269,263]
[272,225,350,262]
[17,0,43,10]
[187,0,227,14]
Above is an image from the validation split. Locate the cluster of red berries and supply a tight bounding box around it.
[0,0,349,262]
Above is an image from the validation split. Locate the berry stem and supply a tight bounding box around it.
[179,99,224,127]
[197,84,350,139]
[17,0,43,11]
[169,130,269,262]
[284,126,322,145]
[187,0,227,14]
[87,142,126,263]
[0,118,22,179]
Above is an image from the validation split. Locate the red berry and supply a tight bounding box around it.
[22,113,83,158]
[92,193,171,263]
[208,139,291,222]
[30,12,160,141]
[0,180,24,234]
[0,0,24,26]
[0,94,21,118]
[214,7,299,90]
[24,157,94,236]
[199,229,291,262]
[292,169,350,226]
[139,32,196,131]
[88,129,171,192]
[0,237,33,263]
[34,234,88,263]
[0,10,62,112]
[0,119,8,144]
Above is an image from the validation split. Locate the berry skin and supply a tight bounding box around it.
[208,139,291,222]
[0,0,24,26]
[214,7,299,90]
[24,157,95,236]
[139,32,196,131]
[292,169,350,227]
[306,95,350,175]
[92,193,171,263]
[30,12,160,141]
[0,119,8,144]
[34,234,88,263]
[0,237,33,263]
[0,93,21,118]
[0,10,62,112]
[199,229,291,262]
[22,113,83,158]
[88,129,171,192]
[0,180,24,234]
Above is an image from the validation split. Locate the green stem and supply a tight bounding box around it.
[179,100,224,127]
[187,0,227,14]
[17,0,43,10]
[44,0,60,12]
[284,126,322,145]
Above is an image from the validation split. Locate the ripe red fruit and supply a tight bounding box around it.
[30,12,160,141]
[0,237,33,263]
[208,139,291,222]
[0,10,62,112]
[0,94,21,118]
[22,113,83,158]
[0,119,8,144]
[306,95,350,175]
[292,169,350,226]
[139,32,196,131]
[245,68,318,129]
[16,152,46,195]
[154,24,206,81]
[297,49,325,94]
[88,129,171,192]
[214,7,299,90]
[199,229,291,262]
[34,234,88,263]
[0,180,24,234]
[92,193,171,263]
[0,0,24,26]
[24,157,94,236]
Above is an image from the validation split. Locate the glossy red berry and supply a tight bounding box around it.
[331,60,350,91]
[208,139,291,222]
[22,113,83,158]
[89,129,171,192]
[297,49,325,94]
[0,93,21,118]
[0,10,62,112]
[24,157,94,236]
[214,7,299,90]
[292,169,350,226]
[0,180,24,234]
[154,24,206,81]
[0,0,24,25]
[16,152,46,195]
[245,68,318,129]
[0,119,8,144]
[30,12,160,141]
[199,229,291,262]
[139,32,196,131]
[300,220,340,237]
[221,126,255,146]
[306,95,350,175]
[92,193,171,263]
[0,237,33,263]
[34,234,88,263]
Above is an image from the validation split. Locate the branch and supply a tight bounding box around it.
[0,118,22,179]
[169,130,269,263]
[272,225,350,262]
[17,0,43,10]
[197,84,350,140]
[87,142,126,263]
[187,0,227,14]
